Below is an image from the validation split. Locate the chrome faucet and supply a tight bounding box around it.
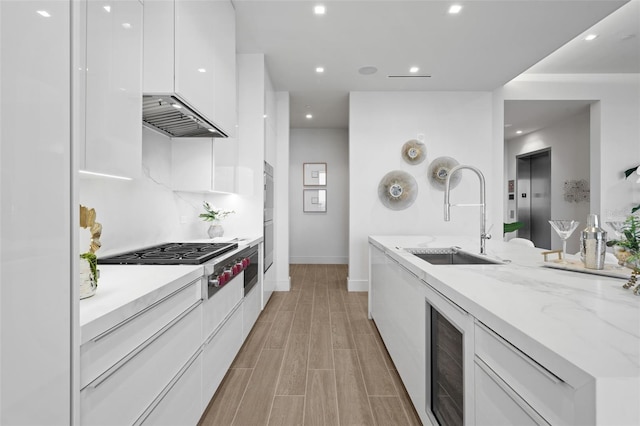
[444,164,491,255]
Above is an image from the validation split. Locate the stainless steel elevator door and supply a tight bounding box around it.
[517,150,551,249]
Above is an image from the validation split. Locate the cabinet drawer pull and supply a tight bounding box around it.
[475,356,551,425]
[133,347,203,425]
[91,279,200,343]
[477,322,564,385]
[86,301,201,390]
[204,299,243,345]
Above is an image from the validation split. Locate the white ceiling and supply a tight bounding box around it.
[233,0,638,129]
[504,100,593,141]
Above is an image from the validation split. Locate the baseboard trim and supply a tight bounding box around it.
[274,277,291,291]
[347,278,368,292]
[290,256,348,265]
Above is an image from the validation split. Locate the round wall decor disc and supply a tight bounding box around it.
[378,170,418,210]
[401,139,426,165]
[428,156,461,191]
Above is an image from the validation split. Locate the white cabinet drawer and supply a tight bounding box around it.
[475,358,549,426]
[81,304,202,426]
[140,352,203,426]
[203,272,243,339]
[80,279,201,389]
[242,284,261,340]
[202,302,243,404]
[475,323,574,424]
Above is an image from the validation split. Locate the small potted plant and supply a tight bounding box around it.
[199,201,234,238]
[606,214,640,293]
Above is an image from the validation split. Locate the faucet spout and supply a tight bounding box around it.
[444,164,491,254]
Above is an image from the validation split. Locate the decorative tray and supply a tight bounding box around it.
[542,259,631,280]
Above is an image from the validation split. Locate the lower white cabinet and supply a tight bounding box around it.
[81,303,202,425]
[141,352,203,426]
[475,357,547,426]
[243,284,261,339]
[474,322,588,425]
[203,272,243,340]
[369,244,426,421]
[81,279,201,389]
[202,302,243,404]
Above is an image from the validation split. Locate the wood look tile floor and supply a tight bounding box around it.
[199,264,423,426]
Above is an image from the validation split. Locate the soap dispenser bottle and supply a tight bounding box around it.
[580,214,607,269]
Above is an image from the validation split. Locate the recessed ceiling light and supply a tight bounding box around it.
[358,66,378,75]
[516,130,523,134]
[316,67,324,73]
[584,34,598,41]
[448,5,462,14]
[171,104,182,109]
[208,128,216,133]
[198,68,206,73]
[37,10,51,17]
[314,5,325,15]
[103,5,111,13]
[122,22,132,29]
[409,66,419,73]
[306,114,313,119]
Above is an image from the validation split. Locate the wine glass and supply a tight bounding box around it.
[606,221,626,238]
[548,220,580,263]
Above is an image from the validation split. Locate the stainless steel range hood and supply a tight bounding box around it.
[142,94,228,138]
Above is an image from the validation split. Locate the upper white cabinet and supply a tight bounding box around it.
[82,0,143,178]
[171,137,237,193]
[144,0,237,137]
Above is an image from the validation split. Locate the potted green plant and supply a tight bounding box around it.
[199,201,234,238]
[606,214,640,292]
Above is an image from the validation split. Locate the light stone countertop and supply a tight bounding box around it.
[369,235,640,424]
[79,236,263,345]
[79,264,204,344]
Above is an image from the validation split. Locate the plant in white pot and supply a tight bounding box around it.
[79,205,102,299]
[199,201,234,238]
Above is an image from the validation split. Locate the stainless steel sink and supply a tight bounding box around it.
[404,247,504,265]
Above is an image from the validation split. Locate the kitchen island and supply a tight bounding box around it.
[369,235,640,426]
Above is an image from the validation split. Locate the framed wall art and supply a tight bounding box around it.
[303,189,327,213]
[303,163,327,186]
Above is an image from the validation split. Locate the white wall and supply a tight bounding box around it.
[505,108,591,253]
[499,74,640,227]
[349,91,494,290]
[290,128,349,264]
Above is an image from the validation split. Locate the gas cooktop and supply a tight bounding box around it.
[97,242,238,265]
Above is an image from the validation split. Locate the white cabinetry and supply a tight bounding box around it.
[1,1,73,423]
[202,303,243,403]
[141,352,203,426]
[243,284,262,339]
[474,322,590,425]
[201,275,245,407]
[171,138,238,193]
[369,245,426,421]
[369,243,590,426]
[82,0,142,178]
[80,279,202,425]
[144,0,236,137]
